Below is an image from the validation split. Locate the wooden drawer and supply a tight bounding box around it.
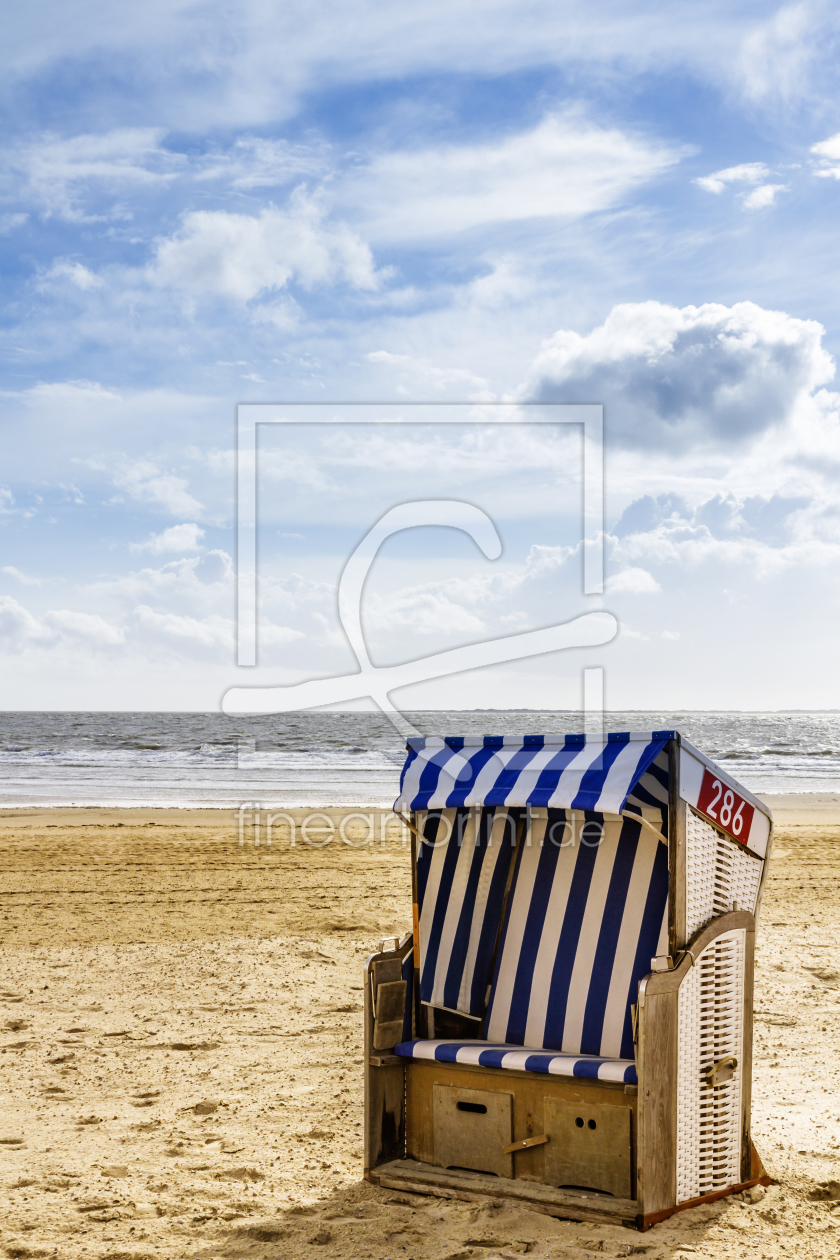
[544,1097,633,1198]
[433,1083,513,1177]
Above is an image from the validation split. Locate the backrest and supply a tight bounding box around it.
[485,810,669,1060]
[415,806,519,1019]
[406,734,671,1030]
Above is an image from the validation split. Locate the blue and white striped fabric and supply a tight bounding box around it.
[394,1038,637,1085]
[395,732,673,823]
[486,811,669,1061]
[416,806,518,1019]
[621,747,669,835]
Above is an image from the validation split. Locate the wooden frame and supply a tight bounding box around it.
[363,737,773,1231]
[363,933,411,1177]
[636,909,763,1221]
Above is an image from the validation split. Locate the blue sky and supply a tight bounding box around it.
[3,1,840,711]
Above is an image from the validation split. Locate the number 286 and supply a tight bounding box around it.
[705,778,745,834]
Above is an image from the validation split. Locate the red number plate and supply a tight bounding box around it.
[696,769,754,844]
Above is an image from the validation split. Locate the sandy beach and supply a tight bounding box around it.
[0,800,838,1259]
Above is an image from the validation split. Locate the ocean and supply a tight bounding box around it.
[1,711,839,808]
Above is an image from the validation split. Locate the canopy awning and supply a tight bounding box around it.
[394,731,674,817]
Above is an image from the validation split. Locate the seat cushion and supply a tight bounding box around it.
[395,1038,637,1085]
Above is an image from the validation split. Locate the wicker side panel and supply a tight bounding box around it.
[685,810,763,940]
[676,929,745,1203]
[676,962,701,1202]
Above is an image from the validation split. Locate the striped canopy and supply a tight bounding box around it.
[395,731,674,817]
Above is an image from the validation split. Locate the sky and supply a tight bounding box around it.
[3,0,840,713]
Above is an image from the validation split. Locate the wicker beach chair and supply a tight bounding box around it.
[363,730,773,1231]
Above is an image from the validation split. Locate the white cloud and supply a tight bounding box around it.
[366,350,489,395]
[694,162,770,194]
[131,605,302,655]
[740,183,787,211]
[113,458,204,517]
[130,523,205,554]
[522,544,577,578]
[5,127,181,220]
[619,625,648,640]
[260,622,306,645]
[59,482,85,505]
[24,379,120,406]
[85,553,233,605]
[0,595,124,651]
[0,596,47,650]
[0,212,27,233]
[260,570,334,613]
[621,524,840,581]
[250,296,301,330]
[811,132,840,179]
[1,565,42,586]
[194,550,233,584]
[459,258,534,310]
[257,447,334,492]
[359,539,585,650]
[149,189,383,301]
[132,604,233,649]
[43,608,125,645]
[527,300,834,450]
[609,490,840,582]
[347,112,681,241]
[608,567,660,594]
[367,589,487,637]
[260,423,579,488]
[195,136,329,189]
[0,486,35,521]
[4,2,830,131]
[739,3,816,103]
[42,260,103,289]
[692,161,790,212]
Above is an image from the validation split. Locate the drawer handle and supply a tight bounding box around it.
[502,1133,549,1154]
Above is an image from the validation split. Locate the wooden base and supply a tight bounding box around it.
[369,1158,639,1227]
[404,1058,636,1197]
[369,1156,772,1232]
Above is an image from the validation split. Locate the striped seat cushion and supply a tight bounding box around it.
[395,1038,637,1085]
[486,810,668,1061]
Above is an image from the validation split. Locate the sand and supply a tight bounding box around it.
[0,801,839,1259]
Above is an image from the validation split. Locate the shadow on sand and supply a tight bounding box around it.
[187,1172,784,1260]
